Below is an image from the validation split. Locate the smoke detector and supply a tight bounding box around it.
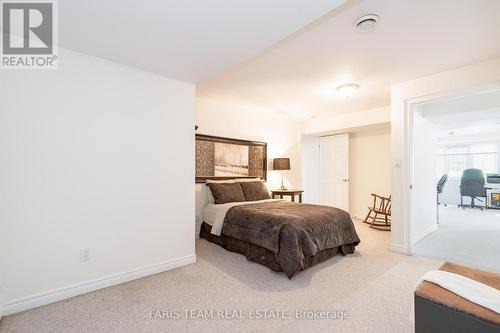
[356,14,379,32]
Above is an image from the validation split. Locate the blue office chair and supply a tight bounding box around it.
[460,169,487,210]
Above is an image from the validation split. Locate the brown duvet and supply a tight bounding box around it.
[202,201,360,278]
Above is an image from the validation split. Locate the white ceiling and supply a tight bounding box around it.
[418,89,500,139]
[59,0,346,83]
[198,0,500,118]
[419,89,500,123]
[433,108,500,139]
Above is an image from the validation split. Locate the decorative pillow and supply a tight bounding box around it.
[206,179,236,203]
[207,182,246,204]
[240,181,270,201]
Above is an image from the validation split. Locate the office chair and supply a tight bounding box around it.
[437,174,448,206]
[460,169,487,210]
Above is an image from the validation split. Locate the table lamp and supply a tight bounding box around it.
[273,158,290,190]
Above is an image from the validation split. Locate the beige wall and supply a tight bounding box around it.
[349,127,391,220]
[195,97,305,237]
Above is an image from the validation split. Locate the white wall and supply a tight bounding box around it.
[349,127,392,220]
[194,98,305,236]
[0,49,195,314]
[391,56,500,253]
[304,106,390,135]
[412,109,438,242]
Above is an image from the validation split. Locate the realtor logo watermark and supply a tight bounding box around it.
[1,0,57,69]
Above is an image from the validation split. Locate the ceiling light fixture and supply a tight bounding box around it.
[336,83,359,99]
[356,14,379,32]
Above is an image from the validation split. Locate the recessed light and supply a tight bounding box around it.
[336,83,359,99]
[356,14,379,32]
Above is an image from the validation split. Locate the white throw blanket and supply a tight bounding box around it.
[419,270,500,313]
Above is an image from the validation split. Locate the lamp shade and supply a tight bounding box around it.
[273,158,290,171]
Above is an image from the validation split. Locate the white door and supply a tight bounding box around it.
[319,134,349,211]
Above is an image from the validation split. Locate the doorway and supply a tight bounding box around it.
[301,126,391,218]
[407,87,500,271]
[300,133,350,211]
[319,134,349,211]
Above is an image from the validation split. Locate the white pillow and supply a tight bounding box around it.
[206,179,236,203]
[236,178,262,182]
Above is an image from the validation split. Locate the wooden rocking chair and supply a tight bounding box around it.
[363,193,391,230]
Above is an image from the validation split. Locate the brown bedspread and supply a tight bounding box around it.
[221,201,360,278]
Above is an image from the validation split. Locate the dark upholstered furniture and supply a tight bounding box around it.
[460,168,487,210]
[414,262,500,333]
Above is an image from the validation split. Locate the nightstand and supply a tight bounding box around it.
[271,189,304,203]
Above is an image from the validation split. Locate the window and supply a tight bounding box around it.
[437,142,498,178]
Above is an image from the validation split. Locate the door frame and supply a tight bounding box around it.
[403,82,500,255]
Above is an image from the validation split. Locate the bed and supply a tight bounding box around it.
[200,195,360,279]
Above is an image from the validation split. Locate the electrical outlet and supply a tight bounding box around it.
[81,249,90,262]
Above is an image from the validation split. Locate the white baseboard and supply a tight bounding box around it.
[390,243,405,254]
[3,254,196,316]
[413,224,438,244]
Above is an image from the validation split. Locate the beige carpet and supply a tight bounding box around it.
[414,205,500,272]
[0,220,441,333]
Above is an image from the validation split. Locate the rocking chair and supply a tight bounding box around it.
[363,193,391,230]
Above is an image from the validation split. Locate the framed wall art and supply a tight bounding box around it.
[195,134,267,183]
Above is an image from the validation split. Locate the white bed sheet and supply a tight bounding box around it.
[201,199,284,236]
